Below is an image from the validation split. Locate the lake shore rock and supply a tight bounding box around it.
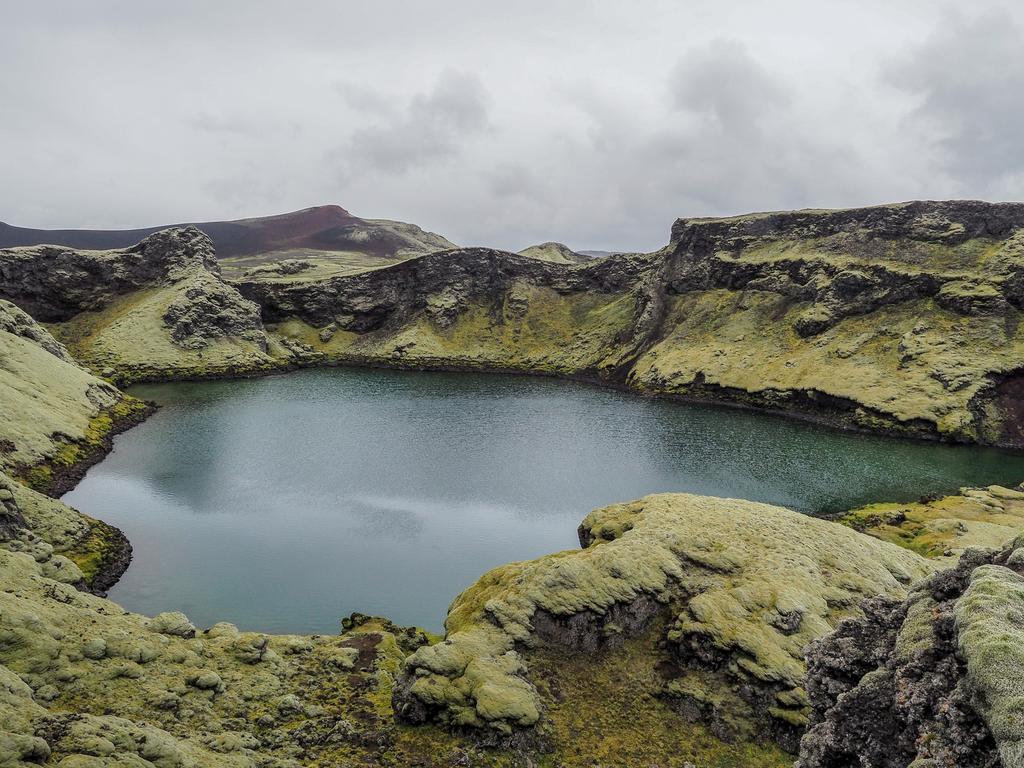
[392,493,935,752]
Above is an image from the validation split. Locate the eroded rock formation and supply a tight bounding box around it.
[0,227,271,382]
[230,200,1024,447]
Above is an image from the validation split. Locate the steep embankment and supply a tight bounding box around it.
[392,494,934,751]
[236,200,1024,447]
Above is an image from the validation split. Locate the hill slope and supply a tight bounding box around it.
[0,205,456,277]
[517,241,592,264]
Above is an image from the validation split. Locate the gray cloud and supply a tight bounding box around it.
[189,113,259,136]
[0,1,1021,250]
[340,71,490,175]
[670,39,791,129]
[885,8,1024,189]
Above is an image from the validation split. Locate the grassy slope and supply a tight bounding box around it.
[0,300,151,492]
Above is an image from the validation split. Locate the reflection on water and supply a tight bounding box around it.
[63,367,1024,633]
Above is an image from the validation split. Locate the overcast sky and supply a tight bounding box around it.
[2,1,1023,252]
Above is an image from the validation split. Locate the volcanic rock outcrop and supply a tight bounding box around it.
[232,200,1024,447]
[0,227,272,382]
[392,494,934,751]
[798,536,1024,768]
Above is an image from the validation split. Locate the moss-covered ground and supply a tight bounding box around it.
[838,484,1024,562]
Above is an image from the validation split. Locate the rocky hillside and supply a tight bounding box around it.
[393,494,934,752]
[230,200,1024,447]
[7,201,1024,439]
[0,227,276,382]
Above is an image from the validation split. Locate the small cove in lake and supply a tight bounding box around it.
[63,367,1024,633]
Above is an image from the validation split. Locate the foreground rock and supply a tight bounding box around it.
[0,477,808,767]
[798,536,1024,767]
[393,493,934,752]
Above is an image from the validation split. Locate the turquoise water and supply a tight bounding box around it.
[63,367,1024,633]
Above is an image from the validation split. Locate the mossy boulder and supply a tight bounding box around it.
[394,493,934,747]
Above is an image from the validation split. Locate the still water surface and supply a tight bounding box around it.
[63,368,1024,633]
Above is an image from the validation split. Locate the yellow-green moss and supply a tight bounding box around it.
[63,515,121,586]
[955,564,1024,766]
[14,395,151,494]
[532,631,791,768]
[838,485,1024,562]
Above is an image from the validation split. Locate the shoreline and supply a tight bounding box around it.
[109,350,993,448]
[16,396,156,593]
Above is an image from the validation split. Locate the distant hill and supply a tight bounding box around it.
[517,241,593,265]
[0,206,456,273]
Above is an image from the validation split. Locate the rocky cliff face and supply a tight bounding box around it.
[662,200,1024,336]
[0,226,220,321]
[8,201,1024,445]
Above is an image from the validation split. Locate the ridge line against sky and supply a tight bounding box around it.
[2,1,1023,252]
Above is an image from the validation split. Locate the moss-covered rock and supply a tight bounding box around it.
[394,493,934,749]
[955,560,1024,767]
[0,227,276,385]
[233,201,1024,448]
[517,242,591,265]
[8,201,1024,446]
[0,300,151,497]
[798,537,1024,768]
[838,483,1024,563]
